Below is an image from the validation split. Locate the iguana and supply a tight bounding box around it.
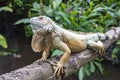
[30,15,118,76]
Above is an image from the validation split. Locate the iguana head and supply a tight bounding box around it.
[30,16,54,33]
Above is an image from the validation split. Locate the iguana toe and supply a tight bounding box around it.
[52,62,64,76]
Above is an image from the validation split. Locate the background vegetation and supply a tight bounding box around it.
[0,0,120,80]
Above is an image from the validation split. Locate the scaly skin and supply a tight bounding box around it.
[30,16,117,76]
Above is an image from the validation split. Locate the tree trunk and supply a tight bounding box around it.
[0,27,120,80]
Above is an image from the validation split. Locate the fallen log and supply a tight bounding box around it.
[0,27,120,80]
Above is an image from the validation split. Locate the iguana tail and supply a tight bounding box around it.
[105,27,118,40]
[90,27,118,41]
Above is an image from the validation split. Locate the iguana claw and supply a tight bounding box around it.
[52,61,64,76]
[33,58,46,63]
[96,48,105,56]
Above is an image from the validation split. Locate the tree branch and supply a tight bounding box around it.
[0,27,120,80]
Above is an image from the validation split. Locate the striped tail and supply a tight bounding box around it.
[97,27,118,41]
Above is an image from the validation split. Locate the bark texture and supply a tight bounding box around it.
[0,27,120,80]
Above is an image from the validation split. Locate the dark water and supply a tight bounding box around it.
[0,34,42,75]
[0,34,120,80]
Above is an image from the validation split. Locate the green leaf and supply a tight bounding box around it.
[112,47,119,54]
[0,6,13,12]
[24,25,33,37]
[88,1,93,12]
[45,6,53,16]
[78,67,84,80]
[33,2,40,9]
[0,34,8,48]
[70,16,79,27]
[51,49,63,57]
[89,1,93,8]
[94,57,104,62]
[30,8,40,13]
[94,61,103,74]
[93,6,114,12]
[115,10,120,17]
[90,62,95,73]
[112,53,116,58]
[53,0,62,9]
[82,19,98,26]
[107,0,110,4]
[0,51,12,56]
[14,0,23,6]
[105,19,115,27]
[83,64,91,76]
[116,40,120,45]
[61,3,66,11]
[56,11,71,25]
[14,18,30,25]
[88,12,101,18]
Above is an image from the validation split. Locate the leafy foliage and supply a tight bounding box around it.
[51,49,64,57]
[14,0,120,35]
[0,34,8,49]
[0,51,12,56]
[111,40,120,62]
[0,6,13,12]
[14,18,30,25]
[78,58,104,80]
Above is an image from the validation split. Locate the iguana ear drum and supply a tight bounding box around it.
[39,16,43,20]
[46,27,53,33]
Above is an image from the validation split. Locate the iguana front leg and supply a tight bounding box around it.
[40,48,50,61]
[52,37,71,76]
[34,48,50,63]
[87,40,105,55]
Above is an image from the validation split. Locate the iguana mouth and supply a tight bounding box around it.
[29,19,37,25]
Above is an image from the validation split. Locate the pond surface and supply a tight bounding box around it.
[0,34,120,80]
